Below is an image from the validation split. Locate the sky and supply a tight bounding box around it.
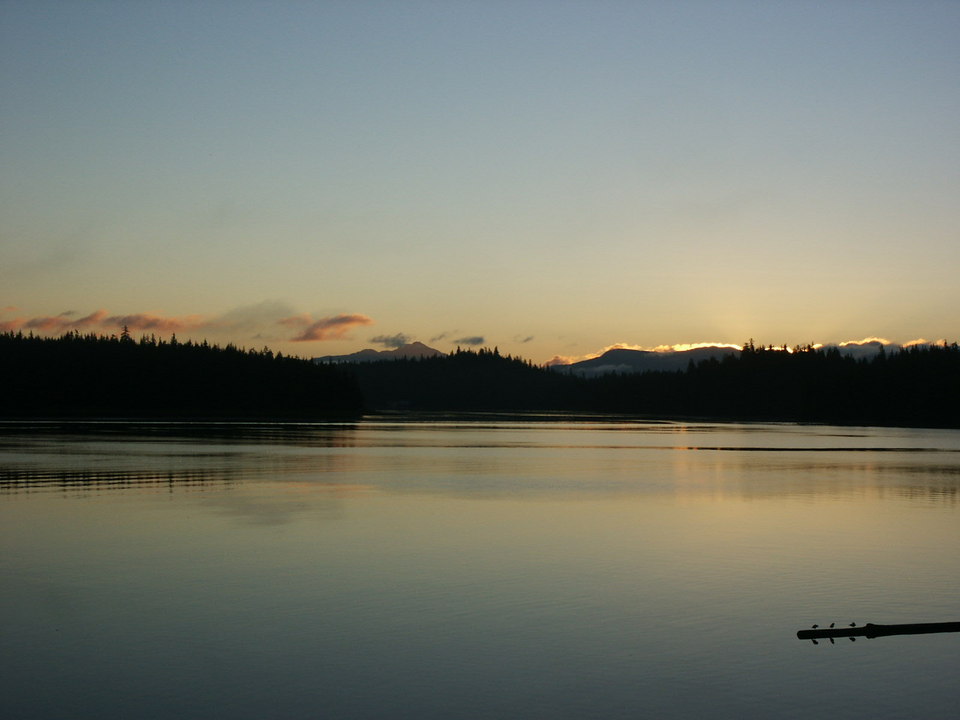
[2,1,958,363]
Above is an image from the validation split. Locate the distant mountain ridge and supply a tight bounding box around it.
[554,341,909,377]
[554,346,741,377]
[313,341,443,364]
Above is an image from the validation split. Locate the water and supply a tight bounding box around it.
[2,420,959,719]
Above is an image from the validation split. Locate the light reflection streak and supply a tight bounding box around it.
[0,468,238,495]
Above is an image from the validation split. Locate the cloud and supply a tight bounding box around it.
[514,335,535,344]
[430,332,450,342]
[650,342,743,352]
[1,302,371,344]
[454,335,485,346]
[6,308,206,335]
[592,341,741,354]
[825,337,893,359]
[546,345,646,366]
[280,313,374,342]
[551,341,745,366]
[551,343,661,365]
[104,313,206,333]
[595,343,647,354]
[23,309,109,332]
[213,300,297,331]
[370,333,412,349]
[838,337,892,347]
[903,338,948,348]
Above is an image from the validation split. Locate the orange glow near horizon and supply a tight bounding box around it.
[650,342,743,353]
[839,336,892,347]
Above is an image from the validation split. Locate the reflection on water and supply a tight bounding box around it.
[2,420,958,503]
[0,419,362,445]
[0,468,237,495]
[2,420,959,720]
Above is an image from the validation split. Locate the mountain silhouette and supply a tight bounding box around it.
[313,341,443,364]
[555,346,740,377]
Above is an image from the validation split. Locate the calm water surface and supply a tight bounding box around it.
[2,420,959,719]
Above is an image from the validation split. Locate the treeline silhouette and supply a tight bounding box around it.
[341,341,959,428]
[1,330,363,418]
[345,346,589,411]
[588,340,960,427]
[4,332,957,427]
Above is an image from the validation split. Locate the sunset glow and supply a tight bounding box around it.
[1,2,957,361]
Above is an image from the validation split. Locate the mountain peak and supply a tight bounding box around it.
[313,341,443,364]
[554,346,739,377]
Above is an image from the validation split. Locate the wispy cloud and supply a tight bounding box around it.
[514,335,535,344]
[427,329,483,346]
[104,313,206,333]
[22,309,109,332]
[214,300,297,331]
[554,337,949,368]
[280,313,374,342]
[14,309,207,334]
[454,335,485,346]
[838,337,892,347]
[370,333,412,349]
[829,338,947,350]
[545,345,641,366]
[594,343,647,354]
[650,342,742,352]
[0,303,372,344]
[903,338,947,348]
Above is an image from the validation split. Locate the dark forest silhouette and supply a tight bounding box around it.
[3,332,958,427]
[1,329,363,418]
[586,340,959,427]
[345,346,589,411]
[343,340,959,427]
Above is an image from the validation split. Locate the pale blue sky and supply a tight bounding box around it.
[2,1,958,361]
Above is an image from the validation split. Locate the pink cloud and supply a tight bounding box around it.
[23,310,109,332]
[1,305,375,343]
[277,313,313,328]
[280,313,374,342]
[103,313,206,333]
[3,308,208,336]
